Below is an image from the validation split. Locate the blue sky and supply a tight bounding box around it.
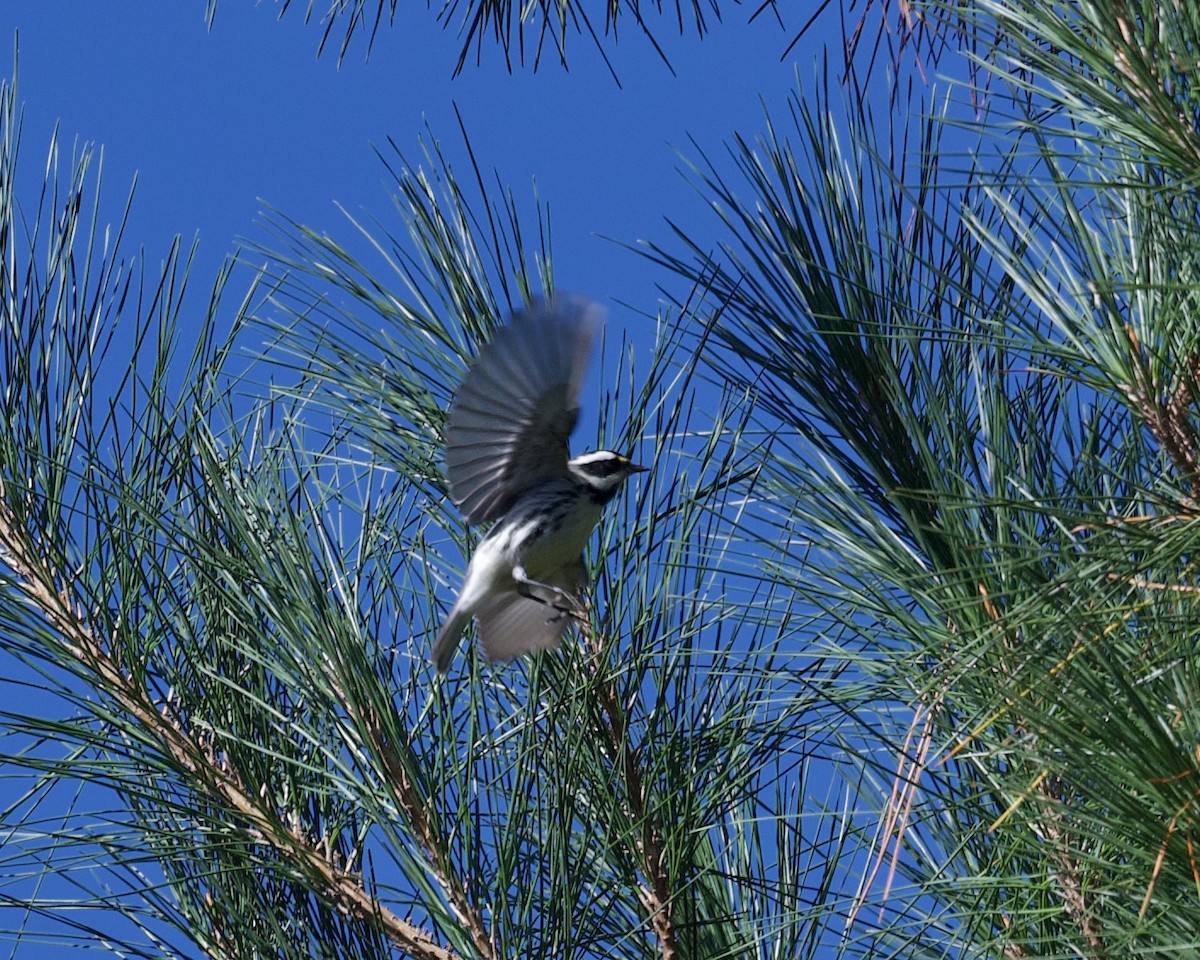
[3,3,808,324]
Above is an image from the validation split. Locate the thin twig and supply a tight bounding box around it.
[1108,572,1200,594]
[354,692,496,959]
[1123,335,1200,502]
[579,619,678,960]
[846,694,937,931]
[1037,776,1107,958]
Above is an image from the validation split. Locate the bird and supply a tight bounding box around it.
[431,295,647,673]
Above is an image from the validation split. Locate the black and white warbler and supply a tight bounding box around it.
[431,295,646,673]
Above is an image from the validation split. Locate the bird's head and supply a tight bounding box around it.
[567,450,648,503]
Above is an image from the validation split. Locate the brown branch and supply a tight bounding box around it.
[945,586,1107,956]
[1123,335,1200,502]
[353,693,495,959]
[1107,572,1200,594]
[580,620,677,960]
[846,695,937,932]
[1037,776,1107,959]
[0,493,456,960]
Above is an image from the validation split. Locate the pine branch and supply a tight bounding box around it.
[0,481,457,960]
[578,618,677,960]
[1036,776,1107,959]
[344,688,495,959]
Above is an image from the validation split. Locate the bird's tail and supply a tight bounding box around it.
[431,606,473,674]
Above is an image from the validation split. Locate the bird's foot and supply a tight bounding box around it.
[513,565,584,623]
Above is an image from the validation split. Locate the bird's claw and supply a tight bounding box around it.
[512,564,587,625]
[545,600,583,626]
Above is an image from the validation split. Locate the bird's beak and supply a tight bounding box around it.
[629,459,649,473]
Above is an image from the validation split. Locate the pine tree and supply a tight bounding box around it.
[4,1,1200,956]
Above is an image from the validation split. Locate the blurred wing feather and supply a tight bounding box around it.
[445,295,602,524]
[476,593,571,663]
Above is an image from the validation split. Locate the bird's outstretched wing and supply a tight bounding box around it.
[444,295,602,525]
